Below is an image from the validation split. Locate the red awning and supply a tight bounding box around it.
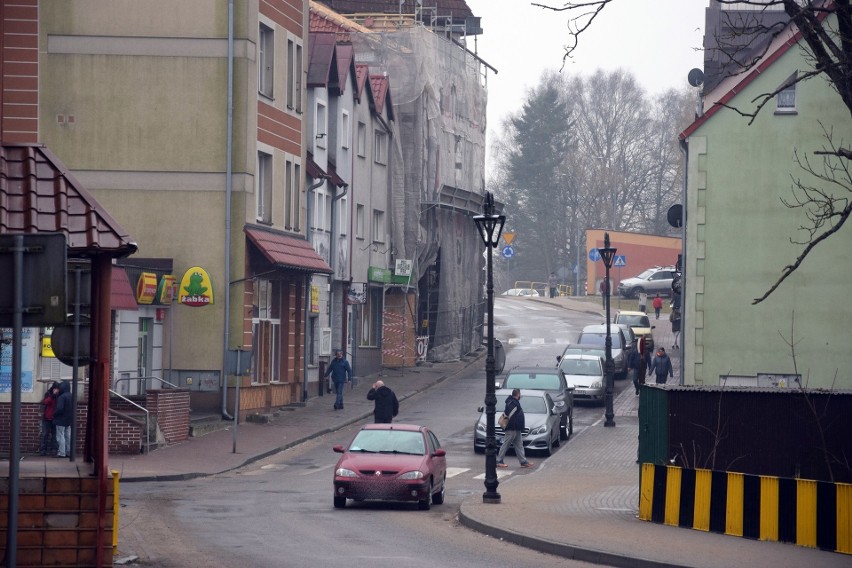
[245,226,333,274]
[111,266,138,310]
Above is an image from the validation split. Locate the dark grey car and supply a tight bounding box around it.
[500,367,574,440]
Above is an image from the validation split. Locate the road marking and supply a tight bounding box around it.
[472,471,512,480]
[445,467,470,479]
[531,338,545,344]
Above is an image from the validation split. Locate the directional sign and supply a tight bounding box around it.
[614,255,626,267]
[501,246,515,258]
[589,248,601,262]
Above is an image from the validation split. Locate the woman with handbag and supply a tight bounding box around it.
[496,389,534,469]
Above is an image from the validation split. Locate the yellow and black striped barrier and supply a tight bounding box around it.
[639,463,852,555]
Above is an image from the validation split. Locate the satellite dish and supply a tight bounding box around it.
[667,204,683,229]
[687,68,704,87]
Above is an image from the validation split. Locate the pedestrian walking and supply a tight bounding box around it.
[548,272,558,298]
[652,294,663,320]
[627,345,642,395]
[637,291,648,313]
[52,381,73,457]
[38,382,59,456]
[367,380,399,423]
[670,308,681,349]
[496,389,534,469]
[324,350,353,410]
[647,347,673,385]
[599,279,609,308]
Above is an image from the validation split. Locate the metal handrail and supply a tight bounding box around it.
[114,375,179,395]
[108,389,151,452]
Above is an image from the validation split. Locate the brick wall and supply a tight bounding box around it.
[0,472,115,567]
[0,403,87,457]
[145,389,190,445]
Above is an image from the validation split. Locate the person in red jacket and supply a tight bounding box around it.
[652,294,663,320]
[38,382,59,456]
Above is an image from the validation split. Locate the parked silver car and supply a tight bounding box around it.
[500,366,574,440]
[473,389,561,456]
[557,354,606,404]
[617,266,677,299]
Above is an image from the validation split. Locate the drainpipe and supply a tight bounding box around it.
[221,0,234,419]
[678,137,688,386]
[332,184,349,357]
[304,176,328,400]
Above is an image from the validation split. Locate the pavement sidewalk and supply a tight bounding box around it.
[111,296,847,568]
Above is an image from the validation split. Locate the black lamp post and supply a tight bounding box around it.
[473,191,505,504]
[599,233,617,427]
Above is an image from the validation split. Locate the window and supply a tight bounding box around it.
[316,102,327,149]
[372,209,385,243]
[357,122,367,157]
[341,111,351,149]
[359,287,383,347]
[287,39,303,112]
[374,129,387,164]
[776,73,797,113]
[251,278,280,383]
[259,24,274,98]
[339,195,348,236]
[284,157,301,231]
[356,204,365,239]
[257,152,272,224]
[314,188,331,231]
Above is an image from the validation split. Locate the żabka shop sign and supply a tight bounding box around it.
[179,266,214,307]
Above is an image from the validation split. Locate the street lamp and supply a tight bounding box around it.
[599,232,617,427]
[473,191,506,504]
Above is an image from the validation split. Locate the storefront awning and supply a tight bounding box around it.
[245,225,333,274]
[111,266,138,310]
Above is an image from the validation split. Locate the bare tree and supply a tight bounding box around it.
[534,0,852,302]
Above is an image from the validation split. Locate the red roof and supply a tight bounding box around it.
[307,33,338,88]
[0,144,137,257]
[244,225,333,274]
[111,266,138,311]
[369,74,394,121]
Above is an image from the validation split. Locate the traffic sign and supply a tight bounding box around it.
[589,248,601,262]
[614,255,626,267]
[502,246,515,258]
[503,232,516,245]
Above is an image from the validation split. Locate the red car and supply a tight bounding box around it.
[332,423,447,510]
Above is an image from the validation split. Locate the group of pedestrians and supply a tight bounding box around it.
[38,380,73,457]
[325,349,399,423]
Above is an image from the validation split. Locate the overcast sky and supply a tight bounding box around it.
[465,0,707,152]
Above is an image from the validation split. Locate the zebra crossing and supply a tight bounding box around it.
[445,466,513,480]
[502,336,573,345]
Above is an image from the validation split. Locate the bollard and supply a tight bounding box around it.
[111,469,120,555]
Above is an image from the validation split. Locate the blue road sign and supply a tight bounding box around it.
[502,246,515,259]
[614,255,626,267]
[589,248,601,262]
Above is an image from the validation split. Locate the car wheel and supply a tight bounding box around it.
[474,442,484,454]
[553,429,561,448]
[432,476,446,505]
[333,495,346,509]
[631,286,644,300]
[418,481,433,510]
[559,415,569,441]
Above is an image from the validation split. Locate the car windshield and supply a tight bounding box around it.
[517,396,546,414]
[504,372,562,390]
[578,333,622,348]
[618,315,650,328]
[348,430,425,455]
[559,359,602,376]
[636,269,655,280]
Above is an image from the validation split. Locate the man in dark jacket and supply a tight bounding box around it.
[496,389,534,469]
[324,350,353,410]
[367,380,399,423]
[627,345,642,396]
[52,381,73,457]
[648,348,673,385]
